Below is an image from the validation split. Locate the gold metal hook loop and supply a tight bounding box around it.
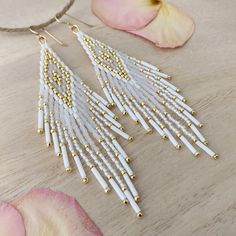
[29,27,46,45]
[54,15,79,34]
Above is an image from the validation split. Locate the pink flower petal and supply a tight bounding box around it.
[0,201,25,236]
[14,188,102,236]
[130,2,195,48]
[92,0,160,30]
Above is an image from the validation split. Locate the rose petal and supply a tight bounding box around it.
[130,2,195,48]
[13,188,102,236]
[92,0,160,30]
[0,201,25,236]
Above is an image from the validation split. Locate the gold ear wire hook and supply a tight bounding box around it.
[42,28,67,47]
[55,15,79,34]
[29,27,46,45]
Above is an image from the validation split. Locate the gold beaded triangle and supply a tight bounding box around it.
[42,48,73,107]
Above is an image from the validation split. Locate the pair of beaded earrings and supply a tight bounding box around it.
[34,17,218,218]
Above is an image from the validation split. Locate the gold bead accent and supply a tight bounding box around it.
[213,154,219,160]
[175,144,182,150]
[82,177,89,184]
[57,152,62,158]
[122,187,127,192]
[89,164,95,169]
[162,135,168,140]
[46,142,52,147]
[37,128,43,134]
[128,136,134,142]
[123,111,128,115]
[137,212,143,218]
[130,175,136,180]
[123,199,128,205]
[104,188,111,193]
[134,196,140,202]
[176,88,180,93]
[107,103,113,108]
[191,111,196,115]
[125,157,131,163]
[135,119,139,124]
[66,166,73,173]
[204,141,209,146]
[194,152,200,157]
[121,169,126,175]
[199,123,204,128]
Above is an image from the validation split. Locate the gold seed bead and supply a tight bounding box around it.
[46,142,52,147]
[104,188,111,193]
[175,144,182,150]
[137,212,143,218]
[194,152,200,157]
[82,177,89,184]
[130,175,136,180]
[134,196,140,202]
[123,199,128,205]
[128,136,134,142]
[37,128,43,134]
[57,152,62,158]
[66,166,73,173]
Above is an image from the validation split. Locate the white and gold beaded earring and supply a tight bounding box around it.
[58,19,218,160]
[33,30,143,218]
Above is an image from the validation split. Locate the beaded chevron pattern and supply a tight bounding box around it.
[75,31,218,159]
[37,43,142,217]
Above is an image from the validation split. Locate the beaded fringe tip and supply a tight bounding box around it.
[75,31,218,159]
[37,43,142,217]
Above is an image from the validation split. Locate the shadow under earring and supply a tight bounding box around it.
[60,19,218,160]
[33,30,142,218]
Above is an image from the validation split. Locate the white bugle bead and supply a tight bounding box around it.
[195,140,216,158]
[163,128,180,148]
[92,92,109,107]
[52,132,60,156]
[183,111,201,127]
[74,155,87,180]
[149,119,165,137]
[123,104,137,121]
[134,111,151,132]
[44,122,51,147]
[155,71,170,79]
[176,98,193,113]
[110,125,130,140]
[180,136,198,156]
[118,155,133,176]
[91,167,110,192]
[123,173,138,197]
[190,124,206,143]
[160,78,177,90]
[38,110,44,133]
[111,94,125,113]
[109,178,127,202]
[104,114,121,128]
[103,87,114,104]
[140,60,159,71]
[61,145,72,171]
[124,190,141,215]
[167,88,185,101]
[112,139,128,159]
[98,102,115,118]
